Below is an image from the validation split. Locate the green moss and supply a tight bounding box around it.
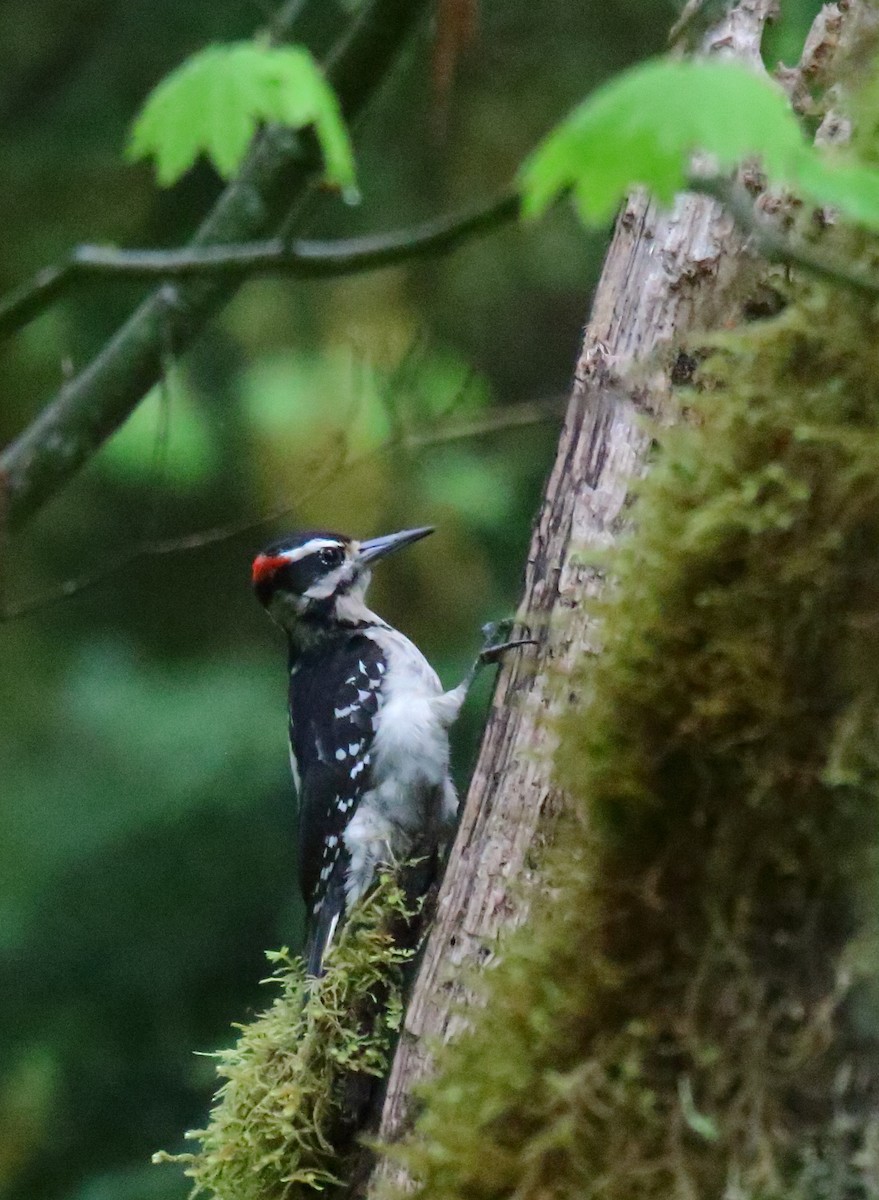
[384,287,879,1200]
[155,875,415,1200]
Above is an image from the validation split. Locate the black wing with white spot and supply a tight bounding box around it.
[287,633,386,919]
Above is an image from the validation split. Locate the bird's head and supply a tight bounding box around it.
[252,525,433,635]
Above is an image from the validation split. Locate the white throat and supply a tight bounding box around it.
[333,585,381,627]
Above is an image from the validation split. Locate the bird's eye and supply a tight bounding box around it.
[318,546,343,568]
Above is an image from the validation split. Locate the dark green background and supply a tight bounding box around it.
[0,3,820,1198]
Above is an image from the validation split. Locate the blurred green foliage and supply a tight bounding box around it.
[0,2,825,1199]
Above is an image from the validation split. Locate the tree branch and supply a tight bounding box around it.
[0,0,430,532]
[0,193,520,341]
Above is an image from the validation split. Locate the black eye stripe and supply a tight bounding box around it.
[272,546,345,595]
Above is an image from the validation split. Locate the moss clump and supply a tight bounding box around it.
[155,874,415,1199]
[385,287,879,1200]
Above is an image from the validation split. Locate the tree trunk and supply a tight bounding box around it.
[370,0,779,1186]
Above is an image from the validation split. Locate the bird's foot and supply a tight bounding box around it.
[477,619,537,668]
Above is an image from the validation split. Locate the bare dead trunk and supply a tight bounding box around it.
[369,0,780,1187]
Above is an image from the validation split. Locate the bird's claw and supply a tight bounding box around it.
[478,619,537,667]
[481,618,513,644]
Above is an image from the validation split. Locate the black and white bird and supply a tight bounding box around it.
[252,525,470,976]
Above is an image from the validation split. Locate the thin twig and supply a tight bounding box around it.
[691,175,879,297]
[406,396,564,448]
[668,0,707,47]
[0,193,520,343]
[264,0,309,40]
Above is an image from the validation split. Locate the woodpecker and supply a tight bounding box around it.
[253,525,475,976]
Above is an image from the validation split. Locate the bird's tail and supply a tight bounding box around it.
[304,875,346,978]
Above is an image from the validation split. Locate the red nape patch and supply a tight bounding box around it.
[251,554,289,585]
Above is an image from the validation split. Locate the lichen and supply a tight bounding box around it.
[155,874,415,1200]
[381,284,879,1200]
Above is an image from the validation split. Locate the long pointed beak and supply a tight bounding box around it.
[358,526,434,566]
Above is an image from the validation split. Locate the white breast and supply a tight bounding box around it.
[342,625,458,904]
[365,628,447,781]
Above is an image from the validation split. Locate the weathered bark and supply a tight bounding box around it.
[370,0,779,1187]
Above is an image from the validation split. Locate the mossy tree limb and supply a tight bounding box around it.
[155,875,422,1200]
[369,0,803,1189]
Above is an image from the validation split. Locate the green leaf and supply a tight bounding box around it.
[127,42,357,196]
[519,57,879,233]
[520,60,805,224]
